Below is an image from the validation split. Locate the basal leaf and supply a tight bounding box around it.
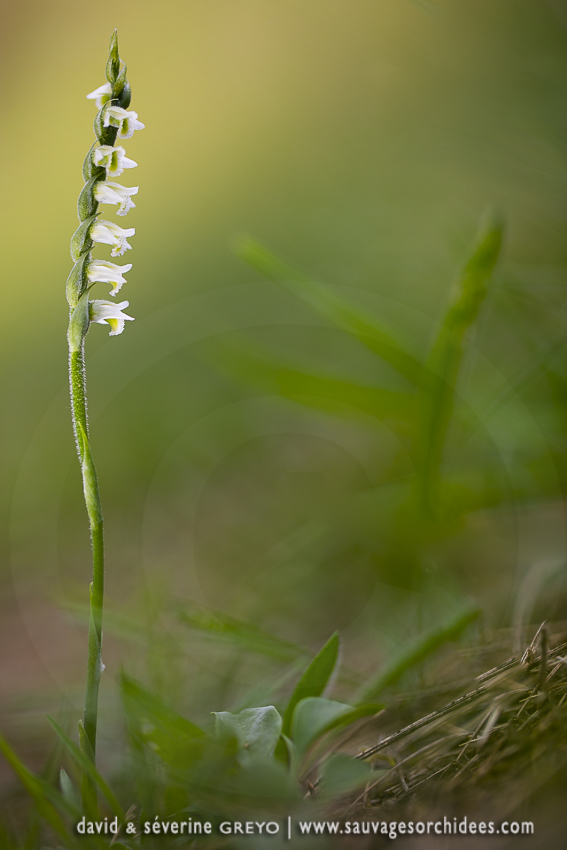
[214,706,282,765]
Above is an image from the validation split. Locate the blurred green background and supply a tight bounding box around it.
[2,0,567,779]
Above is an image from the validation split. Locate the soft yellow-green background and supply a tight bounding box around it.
[2,0,567,727]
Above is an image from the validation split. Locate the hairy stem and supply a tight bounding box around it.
[68,344,104,812]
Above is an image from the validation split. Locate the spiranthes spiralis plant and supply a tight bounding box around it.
[66,30,143,813]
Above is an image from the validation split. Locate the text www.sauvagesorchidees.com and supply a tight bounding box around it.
[76,815,534,839]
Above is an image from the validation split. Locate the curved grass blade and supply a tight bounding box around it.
[354,606,481,703]
[282,632,339,737]
[416,215,504,515]
[214,343,416,424]
[0,732,71,840]
[47,716,123,819]
[236,236,423,386]
[178,604,304,662]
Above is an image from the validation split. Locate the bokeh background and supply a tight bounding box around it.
[2,0,567,798]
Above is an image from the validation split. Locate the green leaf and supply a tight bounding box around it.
[416,214,504,514]
[120,675,206,769]
[215,344,416,424]
[354,606,481,703]
[178,605,304,662]
[214,706,282,765]
[47,716,123,819]
[0,732,70,839]
[236,236,423,385]
[290,698,382,753]
[282,632,339,737]
[291,698,351,752]
[319,753,372,797]
[59,768,80,815]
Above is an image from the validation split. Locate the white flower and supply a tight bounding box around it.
[87,259,132,296]
[86,82,112,110]
[93,181,138,216]
[90,300,134,336]
[93,145,137,178]
[103,106,145,140]
[90,221,135,257]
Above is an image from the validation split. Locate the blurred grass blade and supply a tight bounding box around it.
[354,606,481,703]
[416,215,504,515]
[282,632,339,736]
[59,768,81,815]
[120,675,205,739]
[236,236,423,385]
[47,716,124,819]
[214,343,416,424]
[178,605,305,662]
[0,732,70,839]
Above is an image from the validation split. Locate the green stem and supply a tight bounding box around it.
[68,344,104,813]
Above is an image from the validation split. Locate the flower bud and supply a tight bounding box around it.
[105,30,120,86]
[113,65,131,110]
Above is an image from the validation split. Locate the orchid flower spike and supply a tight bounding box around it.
[103,106,145,140]
[93,145,137,178]
[90,299,134,336]
[90,221,135,257]
[87,259,132,296]
[86,82,112,109]
[93,181,138,216]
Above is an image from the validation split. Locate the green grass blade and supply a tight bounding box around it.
[47,717,123,819]
[214,343,416,423]
[178,605,305,662]
[236,236,423,385]
[0,732,71,839]
[282,632,340,737]
[354,607,481,703]
[416,215,504,515]
[120,675,205,739]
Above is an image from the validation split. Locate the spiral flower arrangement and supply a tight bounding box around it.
[66,30,143,811]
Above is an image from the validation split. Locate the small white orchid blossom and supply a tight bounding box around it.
[87,259,132,296]
[89,299,134,336]
[103,106,145,140]
[93,181,138,216]
[90,221,135,257]
[93,145,137,178]
[86,82,112,110]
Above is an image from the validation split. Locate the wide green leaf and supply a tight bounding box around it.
[319,753,372,796]
[214,706,282,765]
[291,698,382,753]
